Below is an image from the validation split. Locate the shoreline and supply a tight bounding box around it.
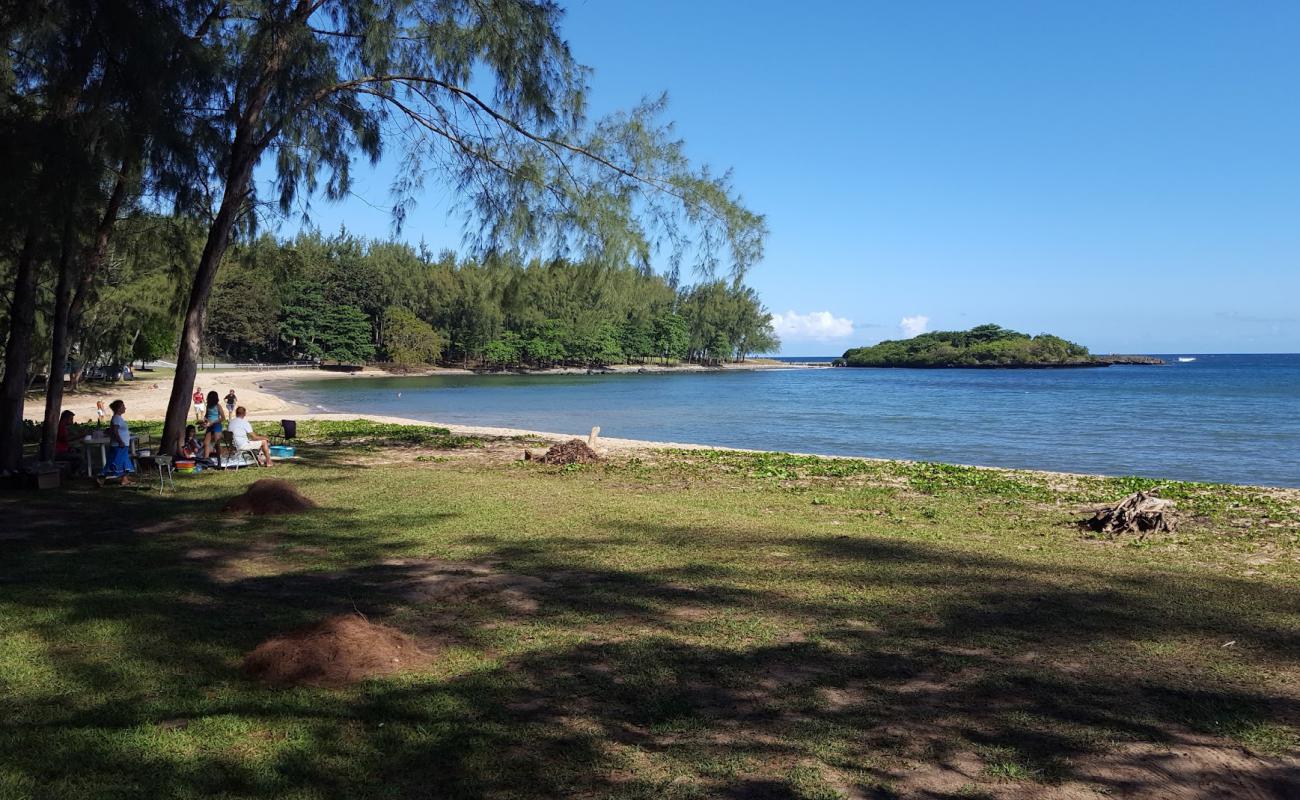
[247,373,1300,492]
[24,365,1299,492]
[286,410,1300,495]
[26,361,820,427]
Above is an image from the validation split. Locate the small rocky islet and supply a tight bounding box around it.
[838,323,1165,368]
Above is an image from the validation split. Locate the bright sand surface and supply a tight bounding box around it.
[25,365,791,455]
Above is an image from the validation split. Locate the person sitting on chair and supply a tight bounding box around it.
[54,410,79,465]
[177,425,201,459]
[228,406,273,467]
[55,410,75,456]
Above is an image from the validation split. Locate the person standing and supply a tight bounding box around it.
[192,386,205,422]
[225,388,237,417]
[97,400,134,485]
[201,390,227,460]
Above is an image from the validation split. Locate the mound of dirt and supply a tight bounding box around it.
[223,479,317,516]
[534,438,601,465]
[242,614,431,687]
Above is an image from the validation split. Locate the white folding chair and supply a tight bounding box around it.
[220,431,261,469]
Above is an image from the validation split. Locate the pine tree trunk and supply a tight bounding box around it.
[0,234,40,472]
[37,226,76,462]
[0,11,106,470]
[161,160,253,455]
[39,169,129,461]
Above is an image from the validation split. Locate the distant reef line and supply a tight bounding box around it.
[1091,354,1166,366]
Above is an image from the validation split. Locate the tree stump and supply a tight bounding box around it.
[1082,491,1177,537]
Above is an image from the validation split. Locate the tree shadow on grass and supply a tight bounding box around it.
[1,504,1297,798]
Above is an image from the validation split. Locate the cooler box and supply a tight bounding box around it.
[269,445,295,458]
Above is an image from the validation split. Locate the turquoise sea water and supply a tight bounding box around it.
[276,354,1300,487]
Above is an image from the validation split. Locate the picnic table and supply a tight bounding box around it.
[81,432,147,478]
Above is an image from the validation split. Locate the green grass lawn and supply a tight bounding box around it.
[2,422,1298,799]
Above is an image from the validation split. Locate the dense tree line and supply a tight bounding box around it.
[0,1,767,464]
[2,218,778,375]
[207,230,778,367]
[840,324,1091,368]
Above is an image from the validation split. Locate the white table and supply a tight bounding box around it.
[82,434,143,478]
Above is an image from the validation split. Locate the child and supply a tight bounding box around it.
[97,399,134,485]
[178,425,201,459]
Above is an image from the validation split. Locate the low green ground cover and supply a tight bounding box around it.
[1,422,1296,798]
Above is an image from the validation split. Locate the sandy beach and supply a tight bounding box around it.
[26,368,320,424]
[24,364,799,455]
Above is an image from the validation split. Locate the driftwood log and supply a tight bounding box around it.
[1082,491,1177,536]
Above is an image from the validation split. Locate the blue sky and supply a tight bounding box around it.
[272,1,1300,354]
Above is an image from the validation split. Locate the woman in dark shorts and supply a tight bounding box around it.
[202,390,227,460]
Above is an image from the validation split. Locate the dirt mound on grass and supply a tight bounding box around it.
[223,479,317,516]
[535,438,601,465]
[242,614,431,687]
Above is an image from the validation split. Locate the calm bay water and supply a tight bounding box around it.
[277,354,1300,487]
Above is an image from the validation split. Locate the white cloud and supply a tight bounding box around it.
[770,310,855,341]
[899,315,929,338]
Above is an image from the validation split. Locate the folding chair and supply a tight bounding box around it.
[271,419,297,445]
[220,431,262,469]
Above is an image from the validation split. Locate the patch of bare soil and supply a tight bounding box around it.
[380,558,548,615]
[667,605,715,622]
[134,518,192,535]
[337,438,535,468]
[242,613,432,688]
[185,540,286,584]
[1066,733,1300,799]
[0,501,97,540]
[223,479,317,516]
[871,731,1300,799]
[531,438,601,465]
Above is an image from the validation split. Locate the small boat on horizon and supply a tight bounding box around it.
[1177,357,1197,363]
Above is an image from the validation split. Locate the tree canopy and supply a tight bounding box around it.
[203,229,777,368]
[0,0,771,462]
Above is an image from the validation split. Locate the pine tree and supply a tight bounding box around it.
[157,0,766,453]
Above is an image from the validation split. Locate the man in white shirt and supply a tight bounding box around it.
[228,406,274,466]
